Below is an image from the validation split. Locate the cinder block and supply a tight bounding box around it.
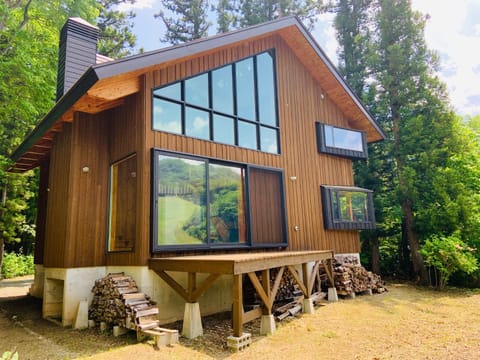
[227,332,251,352]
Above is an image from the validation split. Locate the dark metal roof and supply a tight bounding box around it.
[10,16,385,167]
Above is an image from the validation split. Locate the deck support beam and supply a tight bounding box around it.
[149,250,335,339]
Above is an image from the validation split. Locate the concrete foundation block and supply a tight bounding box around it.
[302,298,315,314]
[260,314,276,335]
[73,299,89,329]
[100,322,108,331]
[113,325,128,337]
[328,287,339,302]
[227,332,251,352]
[182,302,203,339]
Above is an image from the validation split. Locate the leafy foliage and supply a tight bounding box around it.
[333,0,480,285]
[420,233,478,288]
[1,352,18,360]
[155,0,211,44]
[97,0,138,58]
[1,252,34,279]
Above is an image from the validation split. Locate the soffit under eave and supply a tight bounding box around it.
[277,27,384,143]
[9,74,140,173]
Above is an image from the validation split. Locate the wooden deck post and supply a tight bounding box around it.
[232,274,243,337]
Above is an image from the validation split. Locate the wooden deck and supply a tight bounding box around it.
[148,250,335,337]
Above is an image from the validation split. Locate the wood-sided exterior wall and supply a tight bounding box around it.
[143,34,360,257]
[41,33,361,269]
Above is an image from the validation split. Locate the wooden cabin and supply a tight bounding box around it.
[10,16,384,338]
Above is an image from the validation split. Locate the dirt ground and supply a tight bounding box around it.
[1,276,480,360]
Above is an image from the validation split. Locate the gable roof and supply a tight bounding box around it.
[10,16,385,172]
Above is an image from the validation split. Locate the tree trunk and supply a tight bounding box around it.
[370,232,381,275]
[0,238,4,280]
[0,184,6,279]
[402,199,428,284]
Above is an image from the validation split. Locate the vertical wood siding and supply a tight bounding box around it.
[44,113,110,268]
[44,33,361,268]
[143,34,360,257]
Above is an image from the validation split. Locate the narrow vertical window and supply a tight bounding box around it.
[108,154,137,251]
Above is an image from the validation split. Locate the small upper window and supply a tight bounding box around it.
[316,122,367,159]
[321,185,376,230]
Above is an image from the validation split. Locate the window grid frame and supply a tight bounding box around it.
[151,149,288,252]
[152,50,280,154]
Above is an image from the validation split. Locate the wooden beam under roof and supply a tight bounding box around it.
[87,73,140,101]
[72,94,125,114]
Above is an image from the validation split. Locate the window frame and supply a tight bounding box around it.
[151,50,281,154]
[320,185,376,230]
[316,122,368,159]
[107,153,137,253]
[151,149,288,252]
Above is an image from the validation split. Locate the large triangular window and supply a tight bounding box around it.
[152,50,280,154]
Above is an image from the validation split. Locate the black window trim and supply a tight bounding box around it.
[316,122,368,159]
[320,185,376,230]
[151,49,281,154]
[151,148,288,253]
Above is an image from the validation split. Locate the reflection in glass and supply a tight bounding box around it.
[333,191,368,222]
[213,114,235,145]
[236,58,256,120]
[238,121,257,150]
[212,65,234,115]
[153,82,181,101]
[325,125,363,152]
[153,99,182,134]
[185,73,209,107]
[186,107,210,140]
[209,164,246,243]
[157,155,207,245]
[257,53,276,126]
[260,126,278,154]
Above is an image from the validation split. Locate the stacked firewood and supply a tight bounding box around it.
[244,268,302,305]
[324,257,387,296]
[88,273,157,328]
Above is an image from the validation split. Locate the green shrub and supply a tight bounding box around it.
[420,232,478,288]
[1,351,18,360]
[1,252,34,279]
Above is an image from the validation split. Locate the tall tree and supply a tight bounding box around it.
[236,0,323,30]
[332,0,480,284]
[96,0,138,58]
[214,0,237,33]
[155,0,211,44]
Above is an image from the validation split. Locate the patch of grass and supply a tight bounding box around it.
[321,330,338,338]
[1,252,34,279]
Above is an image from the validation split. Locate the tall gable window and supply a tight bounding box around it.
[153,50,280,154]
[316,122,368,159]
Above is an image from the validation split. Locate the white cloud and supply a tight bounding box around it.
[411,0,480,115]
[313,1,480,116]
[116,0,157,12]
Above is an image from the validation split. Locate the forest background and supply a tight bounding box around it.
[1,0,479,288]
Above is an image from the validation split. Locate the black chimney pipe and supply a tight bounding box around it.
[56,17,99,101]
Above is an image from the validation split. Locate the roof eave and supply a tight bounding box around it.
[10,68,99,163]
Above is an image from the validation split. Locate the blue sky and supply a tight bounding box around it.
[119,0,480,116]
